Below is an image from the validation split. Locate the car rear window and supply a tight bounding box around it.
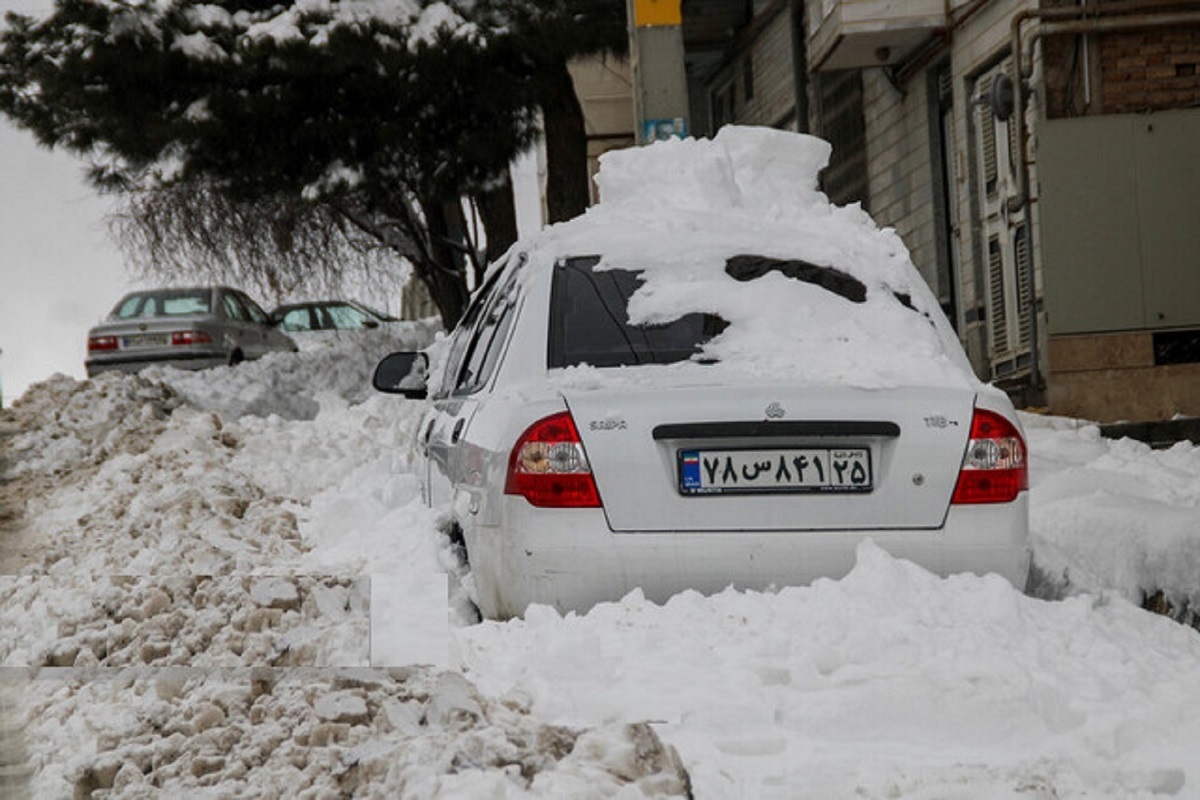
[548,257,728,369]
[114,290,211,319]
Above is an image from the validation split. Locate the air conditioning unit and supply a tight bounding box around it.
[808,0,947,72]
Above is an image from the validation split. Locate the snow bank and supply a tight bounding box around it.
[149,321,438,421]
[460,540,1200,797]
[1,326,690,796]
[1025,412,1200,615]
[11,671,689,797]
[521,126,979,392]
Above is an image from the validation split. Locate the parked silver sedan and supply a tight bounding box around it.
[374,130,1030,620]
[86,286,297,377]
[375,254,1030,619]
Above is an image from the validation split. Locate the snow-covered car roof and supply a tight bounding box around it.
[513,126,981,392]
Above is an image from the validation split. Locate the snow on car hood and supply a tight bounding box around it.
[519,126,982,392]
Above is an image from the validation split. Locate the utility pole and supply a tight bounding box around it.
[626,0,689,143]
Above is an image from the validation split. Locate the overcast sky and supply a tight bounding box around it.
[1,106,133,407]
[0,0,127,404]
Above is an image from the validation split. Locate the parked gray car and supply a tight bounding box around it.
[269,300,399,332]
[86,286,297,377]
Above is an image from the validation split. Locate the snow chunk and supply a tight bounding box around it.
[1025,412,1200,612]
[185,5,234,29]
[244,11,305,45]
[595,125,830,216]
[170,31,226,61]
[408,2,479,50]
[249,577,300,610]
[181,98,211,122]
[313,690,369,724]
[524,126,979,391]
[301,161,364,201]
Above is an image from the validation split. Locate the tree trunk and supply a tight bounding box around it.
[420,201,471,328]
[477,173,520,264]
[540,58,590,224]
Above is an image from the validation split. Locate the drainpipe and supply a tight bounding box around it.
[789,0,809,131]
[1006,1,1200,401]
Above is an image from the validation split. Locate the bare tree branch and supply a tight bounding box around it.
[108,184,410,306]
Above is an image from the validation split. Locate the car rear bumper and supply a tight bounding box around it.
[465,495,1031,619]
[86,350,228,377]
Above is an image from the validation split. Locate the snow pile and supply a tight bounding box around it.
[1,326,692,796]
[1,575,370,669]
[461,540,1200,797]
[5,323,1200,796]
[1026,413,1200,615]
[148,321,437,420]
[524,126,978,392]
[14,671,689,798]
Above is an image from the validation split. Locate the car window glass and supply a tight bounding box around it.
[222,294,248,321]
[279,308,312,331]
[435,265,512,398]
[548,258,728,368]
[238,293,270,324]
[455,272,520,395]
[115,296,148,318]
[113,290,210,319]
[327,304,369,329]
[725,255,867,303]
[358,303,395,321]
[162,295,209,315]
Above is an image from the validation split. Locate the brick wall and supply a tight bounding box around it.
[1100,28,1200,113]
[1044,22,1200,118]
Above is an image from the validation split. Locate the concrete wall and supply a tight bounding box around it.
[1049,333,1200,422]
[706,1,799,130]
[859,72,938,296]
[570,54,636,204]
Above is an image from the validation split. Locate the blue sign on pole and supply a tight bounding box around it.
[642,117,687,142]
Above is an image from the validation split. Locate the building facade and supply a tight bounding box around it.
[661,0,1200,422]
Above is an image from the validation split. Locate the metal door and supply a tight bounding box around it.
[972,59,1034,382]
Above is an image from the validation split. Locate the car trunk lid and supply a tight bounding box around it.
[562,383,978,532]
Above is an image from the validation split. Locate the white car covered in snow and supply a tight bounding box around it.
[374,127,1030,619]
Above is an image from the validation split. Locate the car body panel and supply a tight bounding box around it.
[465,495,1030,620]
[563,384,977,532]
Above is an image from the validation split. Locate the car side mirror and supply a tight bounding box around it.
[362,319,380,329]
[373,352,429,399]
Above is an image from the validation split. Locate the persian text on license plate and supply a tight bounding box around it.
[122,333,169,348]
[678,447,872,495]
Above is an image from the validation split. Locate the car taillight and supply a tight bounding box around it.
[505,411,601,508]
[171,330,212,346]
[951,408,1028,504]
[88,336,118,352]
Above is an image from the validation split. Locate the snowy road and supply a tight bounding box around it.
[2,330,1200,798]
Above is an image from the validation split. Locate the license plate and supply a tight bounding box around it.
[122,334,169,348]
[678,447,872,495]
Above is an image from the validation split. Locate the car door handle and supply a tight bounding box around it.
[451,418,465,444]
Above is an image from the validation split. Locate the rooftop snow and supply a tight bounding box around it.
[523,127,981,392]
